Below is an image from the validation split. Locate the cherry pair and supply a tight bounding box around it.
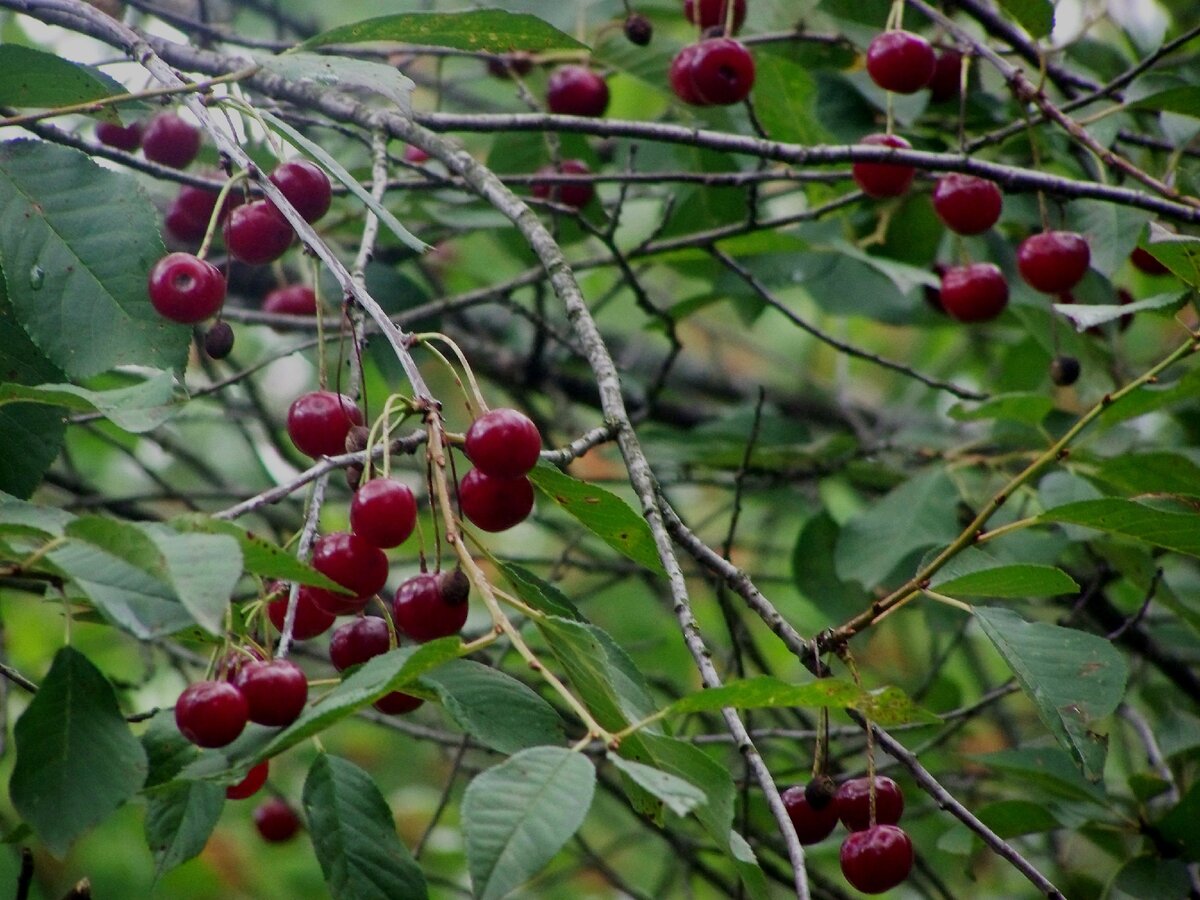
[174,658,308,748]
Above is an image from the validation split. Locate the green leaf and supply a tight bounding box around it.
[1094,452,1200,496]
[975,800,1061,838]
[729,831,771,900]
[1052,292,1186,332]
[0,371,186,433]
[1129,86,1200,118]
[497,562,585,620]
[420,659,565,754]
[1143,224,1200,287]
[974,607,1128,780]
[0,140,186,378]
[527,464,664,573]
[0,491,73,536]
[142,526,242,636]
[1108,856,1192,900]
[752,52,829,145]
[298,10,587,53]
[259,53,414,111]
[463,747,595,900]
[144,781,224,880]
[636,733,733,850]
[792,511,865,621]
[141,711,200,790]
[1157,781,1200,863]
[0,45,126,123]
[10,647,148,856]
[971,747,1108,805]
[303,755,428,900]
[934,565,1079,598]
[605,753,706,818]
[1038,498,1200,557]
[998,0,1054,38]
[948,392,1054,427]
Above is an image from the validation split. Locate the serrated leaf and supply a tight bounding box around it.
[0,45,127,123]
[298,10,587,53]
[141,710,200,790]
[0,140,186,378]
[260,53,413,111]
[1038,498,1200,556]
[948,392,1054,427]
[497,562,585,620]
[1094,452,1200,496]
[463,747,595,900]
[636,733,733,849]
[1144,224,1200,287]
[752,52,829,145]
[934,565,1079,598]
[143,527,241,636]
[145,781,224,881]
[303,755,427,900]
[1052,292,1186,332]
[0,371,185,433]
[999,0,1054,38]
[974,607,1128,780]
[10,647,148,856]
[605,753,706,817]
[527,464,664,573]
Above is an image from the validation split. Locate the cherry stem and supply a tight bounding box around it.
[196,170,248,261]
[413,332,489,417]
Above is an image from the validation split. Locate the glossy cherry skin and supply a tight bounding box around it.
[254,798,300,842]
[142,113,201,169]
[350,478,418,549]
[532,160,595,210]
[866,30,936,94]
[165,186,218,243]
[175,681,249,748]
[263,284,317,316]
[329,616,391,671]
[310,532,389,613]
[96,120,144,152]
[403,144,430,164]
[465,408,543,478]
[836,776,905,831]
[1017,231,1091,293]
[547,66,610,117]
[269,160,332,224]
[226,760,269,800]
[373,691,424,715]
[624,13,653,45]
[147,252,226,323]
[928,49,964,103]
[286,390,364,458]
[939,263,1008,323]
[394,572,469,643]
[234,659,308,727]
[1130,246,1169,275]
[840,825,914,894]
[267,586,335,640]
[224,200,294,265]
[932,174,1002,235]
[688,38,755,106]
[852,134,916,198]
[459,469,535,533]
[781,785,841,845]
[684,0,747,33]
[669,45,709,106]
[204,322,235,360]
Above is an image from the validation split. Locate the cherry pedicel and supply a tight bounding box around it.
[546,66,610,118]
[310,531,389,614]
[835,775,905,831]
[928,49,964,103]
[683,0,747,34]
[254,797,301,843]
[234,659,309,727]
[840,824,913,894]
[459,469,535,533]
[95,120,144,152]
[226,760,269,800]
[465,408,543,479]
[781,784,840,845]
[142,113,201,169]
[852,134,916,199]
[1017,230,1091,293]
[263,284,318,316]
[938,262,1008,323]
[394,571,470,643]
[931,174,1003,235]
[269,160,333,224]
[267,585,336,640]
[147,252,226,324]
[330,616,392,671]
[350,478,418,549]
[286,390,364,458]
[866,30,936,94]
[224,200,294,266]
[686,38,755,106]
[175,680,249,748]
[532,160,595,211]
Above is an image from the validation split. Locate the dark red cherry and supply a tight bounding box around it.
[688,38,755,106]
[459,469,535,532]
[203,321,235,359]
[1130,246,1169,275]
[310,532,389,614]
[253,797,300,842]
[286,390,364,458]
[403,144,430,164]
[226,760,269,800]
[329,617,392,671]
[234,659,308,727]
[147,252,226,323]
[393,572,470,643]
[836,776,905,831]
[165,186,218,243]
[142,113,201,169]
[350,478,418,549]
[487,52,534,79]
[1017,231,1091,293]
[624,13,653,45]
[852,134,915,198]
[669,45,710,106]
[932,174,1002,235]
[263,284,317,316]
[373,691,424,715]
[683,0,747,33]
[95,120,144,152]
[781,784,841,845]
[224,200,294,265]
[546,66,609,117]
[840,825,913,894]
[1050,355,1081,386]
[938,262,1008,322]
[866,30,936,94]
[174,680,248,748]
[465,408,543,478]
[532,160,595,210]
[928,49,964,103]
[267,586,336,640]
[269,160,332,224]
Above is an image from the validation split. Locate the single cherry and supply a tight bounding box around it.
[624,13,653,45]
[852,134,916,198]
[226,760,269,800]
[267,586,336,640]
[487,52,534,79]
[532,160,595,210]
[923,262,948,314]
[403,144,430,164]
[329,616,391,671]
[263,284,318,316]
[866,30,936,94]
[310,532,389,613]
[683,0,747,33]
[234,659,308,727]
[286,390,364,458]
[147,252,226,324]
[1017,231,1090,293]
[393,571,470,643]
[465,408,543,478]
[1050,355,1081,386]
[96,120,144,152]
[931,174,1002,235]
[840,825,914,894]
[204,321,235,359]
[1130,246,1169,275]
[928,49,964,103]
[174,680,248,748]
[546,66,610,118]
[459,469,535,532]
[938,263,1008,322]
[165,183,241,243]
[142,113,201,169]
[224,200,294,265]
[835,776,905,831]
[350,478,418,549]
[669,45,710,106]
[781,783,840,845]
[253,797,300,842]
[373,691,424,715]
[269,160,332,224]
[687,38,755,106]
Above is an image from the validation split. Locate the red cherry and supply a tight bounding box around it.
[234,659,308,727]
[267,586,335,640]
[393,572,470,643]
[310,532,389,614]
[174,681,248,748]
[683,0,747,33]
[928,49,964,103]
[840,825,913,894]
[165,186,218,242]
[1130,246,1169,276]
[329,617,392,671]
[373,691,424,715]
[687,38,755,106]
[487,52,534,79]
[253,797,300,842]
[286,390,364,458]
[147,252,226,324]
[924,262,949,314]
[226,760,269,800]
[866,30,936,94]
[852,133,916,199]
[403,145,430,164]
[931,174,1003,235]
[836,776,905,831]
[350,478,418,549]
[142,113,201,169]
[224,200,294,265]
[465,408,543,478]
[781,785,841,845]
[938,262,1008,322]
[95,120,144,152]
[532,160,595,210]
[547,66,610,118]
[263,284,318,316]
[669,45,710,106]
[1017,231,1091,293]
[459,469,535,532]
[269,160,332,224]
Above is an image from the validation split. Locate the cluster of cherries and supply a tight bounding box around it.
[670,0,756,108]
[783,775,913,895]
[97,111,201,168]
